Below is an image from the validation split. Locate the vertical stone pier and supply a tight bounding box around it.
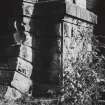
[22,0,65,97]
[4,0,97,100]
[5,0,65,99]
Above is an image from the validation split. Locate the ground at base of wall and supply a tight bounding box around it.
[0,87,105,105]
[0,97,61,105]
[0,85,60,105]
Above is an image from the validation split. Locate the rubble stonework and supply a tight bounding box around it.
[63,18,93,64]
[63,17,94,101]
[0,0,97,102]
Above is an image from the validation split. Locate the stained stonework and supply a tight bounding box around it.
[19,45,34,62]
[5,0,64,98]
[11,72,32,93]
[63,19,93,64]
[0,0,97,102]
[75,0,86,8]
[4,86,22,100]
[63,17,94,90]
[16,57,33,78]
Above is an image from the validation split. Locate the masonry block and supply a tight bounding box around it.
[24,24,31,32]
[23,16,31,25]
[23,32,39,49]
[65,3,97,24]
[23,2,34,17]
[65,0,73,4]
[23,32,32,47]
[63,18,93,63]
[23,1,65,17]
[80,7,88,21]
[23,0,37,3]
[23,0,64,4]
[11,71,32,93]
[17,57,33,78]
[88,11,97,24]
[4,86,22,100]
[19,45,34,62]
[63,55,74,75]
[75,0,86,9]
[8,57,33,78]
[66,3,77,17]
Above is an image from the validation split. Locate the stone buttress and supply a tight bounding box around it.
[0,0,97,100]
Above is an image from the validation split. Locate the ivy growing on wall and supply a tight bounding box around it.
[62,26,105,105]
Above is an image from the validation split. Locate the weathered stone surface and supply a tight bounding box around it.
[63,56,74,74]
[55,22,62,37]
[63,16,73,24]
[63,20,93,64]
[23,32,39,49]
[23,16,31,25]
[62,15,95,104]
[65,2,97,24]
[23,0,64,4]
[23,32,32,47]
[23,2,34,17]
[80,7,88,21]
[23,17,40,33]
[66,3,77,17]
[65,0,73,4]
[23,17,36,33]
[23,1,65,17]
[17,57,33,78]
[63,17,94,29]
[13,32,26,44]
[23,0,37,3]
[75,0,86,9]
[19,45,34,62]
[4,86,22,100]
[24,24,31,32]
[63,18,93,88]
[23,16,37,26]
[9,0,96,98]
[8,57,33,77]
[11,72,32,93]
[23,21,62,52]
[88,11,97,24]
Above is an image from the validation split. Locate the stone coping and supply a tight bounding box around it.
[23,0,97,24]
[23,0,64,4]
[23,1,65,18]
[66,2,97,24]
